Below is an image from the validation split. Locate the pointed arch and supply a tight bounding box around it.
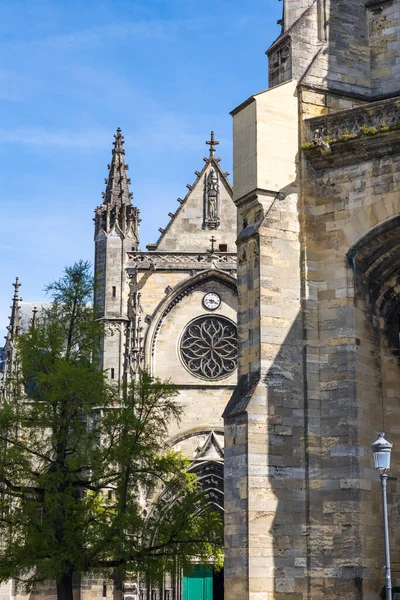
[348,215,400,349]
[348,216,400,313]
[188,460,224,514]
[143,269,237,374]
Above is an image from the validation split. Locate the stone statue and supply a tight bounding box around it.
[206,168,219,228]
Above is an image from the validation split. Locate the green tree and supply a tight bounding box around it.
[0,261,223,600]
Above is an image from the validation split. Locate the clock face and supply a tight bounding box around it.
[203,292,221,310]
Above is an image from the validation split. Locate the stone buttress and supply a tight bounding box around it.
[226,1,400,599]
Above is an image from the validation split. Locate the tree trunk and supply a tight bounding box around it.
[56,571,74,600]
[113,567,125,600]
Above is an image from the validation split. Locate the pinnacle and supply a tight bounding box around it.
[206,130,220,159]
[102,128,131,207]
[12,276,21,300]
[113,127,125,154]
[7,277,22,339]
[94,129,140,245]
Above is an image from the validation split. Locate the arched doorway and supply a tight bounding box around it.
[183,459,224,600]
[348,217,400,586]
[140,455,224,600]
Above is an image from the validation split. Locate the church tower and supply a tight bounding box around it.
[227,1,400,599]
[94,128,140,383]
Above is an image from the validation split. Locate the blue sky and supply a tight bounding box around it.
[0,0,281,336]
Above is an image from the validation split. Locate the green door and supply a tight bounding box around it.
[183,565,213,600]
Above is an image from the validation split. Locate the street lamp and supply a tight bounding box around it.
[372,432,393,600]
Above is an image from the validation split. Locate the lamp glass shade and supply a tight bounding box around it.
[372,433,393,472]
[373,449,391,471]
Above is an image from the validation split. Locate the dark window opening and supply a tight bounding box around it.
[213,567,224,600]
[268,39,292,88]
[102,584,107,598]
[398,312,400,346]
[110,368,115,379]
[112,286,116,298]
[382,310,400,358]
[219,244,228,252]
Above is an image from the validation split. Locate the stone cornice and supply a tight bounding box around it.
[126,251,237,272]
[305,96,400,142]
[303,128,400,169]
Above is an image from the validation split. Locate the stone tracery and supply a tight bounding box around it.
[180,315,237,380]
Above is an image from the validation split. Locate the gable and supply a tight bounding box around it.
[149,159,237,253]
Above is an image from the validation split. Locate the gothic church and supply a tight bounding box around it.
[4,0,400,598]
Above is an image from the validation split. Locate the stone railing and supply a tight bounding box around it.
[305,96,400,143]
[127,251,237,272]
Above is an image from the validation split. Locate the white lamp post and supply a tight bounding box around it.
[372,433,393,600]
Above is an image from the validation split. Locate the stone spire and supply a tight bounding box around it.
[7,277,22,340]
[1,278,22,397]
[103,127,132,208]
[94,128,140,243]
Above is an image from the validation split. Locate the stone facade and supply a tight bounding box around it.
[94,130,238,599]
[226,1,400,599]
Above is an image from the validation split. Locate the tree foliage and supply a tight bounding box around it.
[0,261,223,600]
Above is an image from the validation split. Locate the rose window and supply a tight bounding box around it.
[180,316,237,380]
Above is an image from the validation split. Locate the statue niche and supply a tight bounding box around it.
[204,168,220,229]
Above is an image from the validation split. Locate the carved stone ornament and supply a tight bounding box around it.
[249,239,259,258]
[180,315,237,380]
[104,322,122,337]
[194,430,224,460]
[306,96,400,143]
[127,251,236,272]
[204,168,220,229]
[239,246,247,265]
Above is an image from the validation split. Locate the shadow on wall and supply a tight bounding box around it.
[264,308,367,599]
[263,311,310,599]
[261,215,400,599]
